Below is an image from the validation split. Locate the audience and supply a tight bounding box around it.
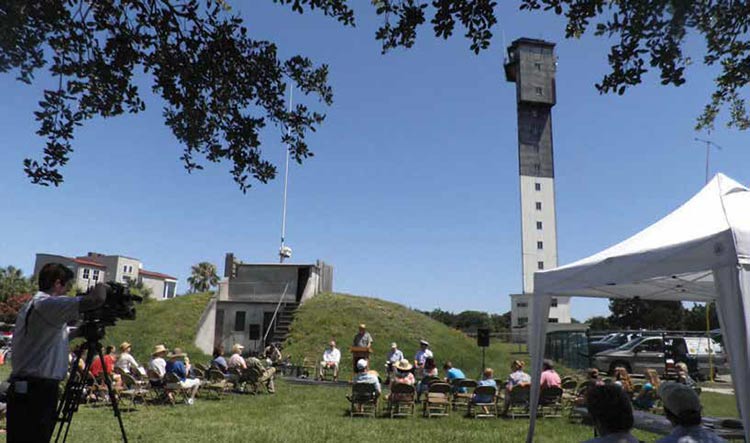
[212,345,228,373]
[318,340,341,381]
[388,359,415,402]
[264,342,282,367]
[657,382,726,443]
[540,359,562,389]
[474,368,497,404]
[353,358,381,395]
[246,355,277,394]
[502,360,531,413]
[115,341,142,375]
[587,368,605,386]
[443,361,467,393]
[613,367,634,396]
[90,345,116,378]
[165,348,200,405]
[385,342,404,383]
[582,384,640,443]
[633,369,660,410]
[675,362,697,389]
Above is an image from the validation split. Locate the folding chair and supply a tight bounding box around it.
[194,363,208,372]
[347,382,379,418]
[451,379,477,412]
[387,383,416,418]
[561,379,579,410]
[423,382,451,418]
[507,385,531,419]
[468,385,498,418]
[119,373,150,409]
[204,369,228,399]
[539,386,564,418]
[164,373,189,405]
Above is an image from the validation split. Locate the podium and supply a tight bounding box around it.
[349,346,372,373]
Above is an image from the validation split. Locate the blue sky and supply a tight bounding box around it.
[0,3,748,320]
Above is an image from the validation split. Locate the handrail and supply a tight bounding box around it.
[262,283,290,346]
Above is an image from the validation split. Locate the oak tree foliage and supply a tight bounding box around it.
[2,1,747,190]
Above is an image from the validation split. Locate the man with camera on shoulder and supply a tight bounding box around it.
[7,263,106,442]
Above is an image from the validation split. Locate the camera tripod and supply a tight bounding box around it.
[54,323,128,443]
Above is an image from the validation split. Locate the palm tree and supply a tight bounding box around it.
[187,262,219,293]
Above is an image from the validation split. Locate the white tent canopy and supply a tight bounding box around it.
[527,173,750,442]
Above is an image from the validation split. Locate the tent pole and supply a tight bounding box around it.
[707,303,714,381]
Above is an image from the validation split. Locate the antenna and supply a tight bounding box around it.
[279,86,294,263]
[693,137,724,184]
[502,29,508,64]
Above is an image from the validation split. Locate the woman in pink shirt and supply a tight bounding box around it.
[540,359,561,389]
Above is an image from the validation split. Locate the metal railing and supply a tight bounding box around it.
[262,283,290,346]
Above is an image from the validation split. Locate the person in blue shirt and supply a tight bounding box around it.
[443,361,467,393]
[166,348,201,405]
[211,345,228,373]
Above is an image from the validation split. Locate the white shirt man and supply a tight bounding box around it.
[148,344,169,381]
[319,341,341,381]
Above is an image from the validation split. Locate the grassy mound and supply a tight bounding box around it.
[86,292,212,364]
[283,293,527,380]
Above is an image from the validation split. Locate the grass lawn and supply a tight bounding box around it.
[0,379,663,443]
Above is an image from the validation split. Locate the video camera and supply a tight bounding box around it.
[81,282,143,327]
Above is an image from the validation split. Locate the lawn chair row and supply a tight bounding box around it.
[348,381,564,419]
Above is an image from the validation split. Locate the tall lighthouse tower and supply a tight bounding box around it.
[504,38,570,329]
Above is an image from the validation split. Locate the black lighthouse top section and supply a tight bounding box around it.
[504,38,556,107]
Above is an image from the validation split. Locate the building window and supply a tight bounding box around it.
[83,268,90,279]
[536,202,542,211]
[538,261,544,270]
[548,318,559,323]
[536,221,543,230]
[535,86,543,95]
[517,302,528,308]
[535,183,541,191]
[234,311,246,331]
[535,62,542,71]
[123,265,127,273]
[537,241,543,250]
[551,298,558,307]
[248,324,260,340]
[92,269,99,281]
[534,163,541,174]
[518,317,528,326]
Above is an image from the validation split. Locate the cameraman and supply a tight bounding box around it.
[7,263,106,442]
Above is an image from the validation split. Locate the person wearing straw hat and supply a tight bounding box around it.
[391,359,415,387]
[115,341,141,374]
[166,348,200,405]
[228,343,247,370]
[148,344,169,381]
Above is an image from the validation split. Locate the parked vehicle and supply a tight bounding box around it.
[588,332,642,356]
[592,335,726,379]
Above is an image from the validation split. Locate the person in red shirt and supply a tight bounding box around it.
[540,359,561,389]
[89,345,117,379]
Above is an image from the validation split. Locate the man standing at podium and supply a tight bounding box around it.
[352,324,372,348]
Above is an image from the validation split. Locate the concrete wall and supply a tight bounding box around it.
[213,301,279,354]
[194,297,217,354]
[510,293,571,327]
[519,176,558,292]
[141,275,165,299]
[229,265,298,304]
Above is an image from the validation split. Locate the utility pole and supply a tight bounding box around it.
[279,87,294,263]
[693,137,724,382]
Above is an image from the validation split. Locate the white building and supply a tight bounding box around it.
[504,38,571,332]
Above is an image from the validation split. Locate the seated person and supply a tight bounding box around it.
[443,361,467,393]
[90,345,121,388]
[582,384,640,443]
[576,368,605,406]
[540,359,561,389]
[388,359,415,402]
[115,342,142,375]
[148,344,169,385]
[385,342,404,383]
[474,368,498,404]
[413,340,433,378]
[166,348,200,405]
[264,342,282,367]
[318,340,341,381]
[228,343,247,370]
[503,360,531,411]
[633,369,660,410]
[211,345,228,373]
[675,362,697,389]
[657,382,726,443]
[246,355,276,393]
[613,367,634,396]
[417,357,439,398]
[353,358,381,396]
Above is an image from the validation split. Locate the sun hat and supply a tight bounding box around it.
[391,342,398,348]
[231,343,245,354]
[119,342,132,352]
[395,359,413,372]
[151,344,168,356]
[358,323,366,329]
[168,347,186,359]
[659,382,702,416]
[419,339,429,347]
[356,359,368,371]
